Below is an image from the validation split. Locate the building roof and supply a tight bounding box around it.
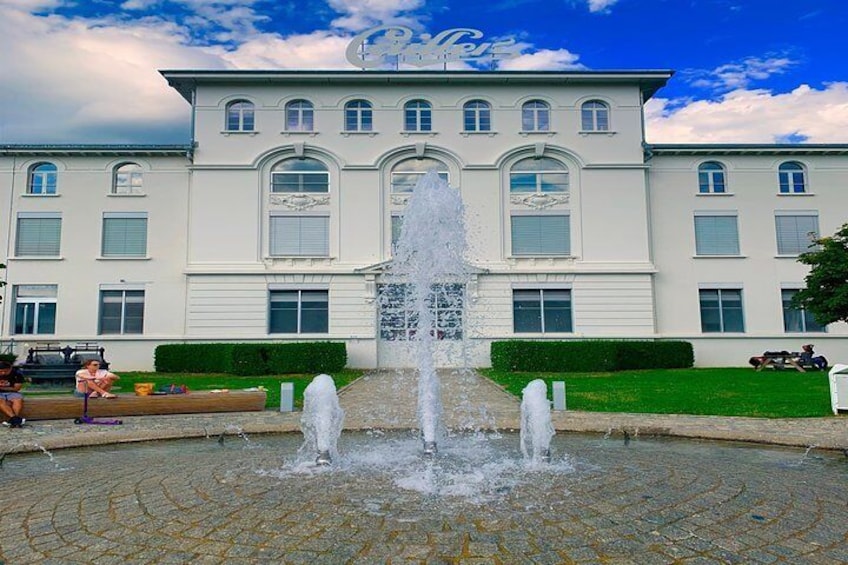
[0,144,192,157]
[160,69,675,104]
[647,143,848,156]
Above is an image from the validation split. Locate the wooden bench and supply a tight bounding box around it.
[20,391,267,421]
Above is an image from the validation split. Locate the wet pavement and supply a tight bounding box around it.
[0,369,845,564]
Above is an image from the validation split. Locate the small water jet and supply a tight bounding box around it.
[300,374,344,466]
[520,380,555,464]
[387,169,471,456]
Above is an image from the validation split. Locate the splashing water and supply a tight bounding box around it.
[386,169,472,452]
[520,380,555,464]
[300,374,345,465]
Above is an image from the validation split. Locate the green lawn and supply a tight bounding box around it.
[479,367,834,418]
[26,370,364,410]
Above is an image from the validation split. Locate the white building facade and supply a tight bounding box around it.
[1,70,846,370]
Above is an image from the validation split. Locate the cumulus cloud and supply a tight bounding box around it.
[497,48,583,70]
[327,0,426,31]
[587,0,619,13]
[686,54,797,91]
[645,83,848,143]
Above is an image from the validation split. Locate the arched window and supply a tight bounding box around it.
[509,157,568,193]
[271,158,328,193]
[113,162,143,195]
[779,161,806,193]
[28,162,57,194]
[581,100,609,131]
[285,100,314,132]
[344,100,373,132]
[404,100,432,132]
[390,157,448,193]
[225,100,254,131]
[698,161,726,194]
[521,100,550,132]
[463,100,491,132]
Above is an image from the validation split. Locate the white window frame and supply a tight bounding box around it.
[509,157,569,193]
[268,288,329,334]
[698,286,745,333]
[512,288,573,333]
[269,214,330,257]
[344,100,373,132]
[697,161,727,194]
[774,211,819,256]
[112,162,143,195]
[15,212,61,257]
[693,211,740,256]
[778,162,807,194]
[225,100,255,132]
[12,284,58,335]
[28,162,57,195]
[780,287,826,333]
[510,213,571,256]
[404,100,432,132]
[521,100,550,132]
[463,100,491,132]
[580,100,610,131]
[286,100,314,132]
[98,286,145,335]
[101,212,148,258]
[271,158,330,193]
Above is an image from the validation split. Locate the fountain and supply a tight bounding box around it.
[300,374,345,465]
[520,379,555,464]
[384,169,472,456]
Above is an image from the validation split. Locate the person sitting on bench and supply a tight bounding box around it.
[75,359,120,398]
[798,344,828,370]
[0,361,26,427]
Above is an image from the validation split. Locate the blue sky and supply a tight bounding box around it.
[1,0,845,144]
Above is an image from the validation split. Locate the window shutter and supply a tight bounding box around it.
[102,217,147,256]
[270,216,329,256]
[512,215,569,255]
[695,216,739,255]
[776,215,818,255]
[16,217,61,256]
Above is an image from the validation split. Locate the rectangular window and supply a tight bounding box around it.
[775,214,819,255]
[12,285,57,334]
[391,214,404,252]
[699,288,744,332]
[694,215,739,255]
[271,172,329,193]
[378,283,464,341]
[782,289,825,332]
[269,290,328,334]
[390,171,449,193]
[511,215,570,256]
[513,289,572,333]
[99,289,144,334]
[102,212,148,257]
[15,213,61,256]
[269,216,329,256]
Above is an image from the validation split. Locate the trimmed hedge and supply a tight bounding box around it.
[490,340,694,372]
[154,342,347,375]
[0,354,18,365]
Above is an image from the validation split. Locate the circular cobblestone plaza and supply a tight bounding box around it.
[1,431,846,564]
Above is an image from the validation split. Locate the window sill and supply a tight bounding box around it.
[460,131,497,137]
[777,192,814,196]
[21,193,60,197]
[774,254,803,259]
[107,193,146,197]
[692,254,746,259]
[578,130,616,136]
[507,255,574,260]
[696,192,734,197]
[399,131,438,137]
[8,256,64,261]
[220,130,258,136]
[97,256,151,261]
[340,131,378,137]
[281,131,318,137]
[519,131,555,136]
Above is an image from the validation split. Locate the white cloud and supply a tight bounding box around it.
[220,31,353,68]
[687,55,797,91]
[327,0,426,31]
[587,0,619,13]
[645,83,848,143]
[497,48,583,71]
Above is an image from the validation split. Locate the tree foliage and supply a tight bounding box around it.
[792,223,848,325]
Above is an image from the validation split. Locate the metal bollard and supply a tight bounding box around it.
[552,381,566,411]
[280,382,294,412]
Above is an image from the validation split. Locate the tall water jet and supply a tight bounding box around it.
[520,379,555,463]
[300,374,345,466]
[387,169,471,455]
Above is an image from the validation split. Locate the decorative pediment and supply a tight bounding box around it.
[510,192,569,210]
[270,194,330,210]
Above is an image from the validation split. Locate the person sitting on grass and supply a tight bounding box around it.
[0,361,26,428]
[75,359,119,399]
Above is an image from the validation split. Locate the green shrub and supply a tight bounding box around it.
[154,342,347,375]
[490,340,693,372]
[154,343,235,373]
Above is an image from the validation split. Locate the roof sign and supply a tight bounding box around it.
[346,25,520,69]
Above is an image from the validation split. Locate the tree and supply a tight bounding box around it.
[792,223,848,325]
